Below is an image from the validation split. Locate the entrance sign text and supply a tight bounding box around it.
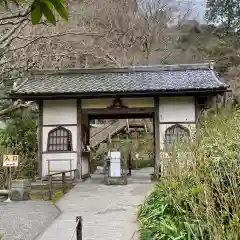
[3,155,19,167]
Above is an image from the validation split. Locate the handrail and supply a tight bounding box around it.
[47,169,78,200]
[90,120,122,139]
[47,169,77,177]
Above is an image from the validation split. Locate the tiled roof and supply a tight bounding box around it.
[12,63,228,96]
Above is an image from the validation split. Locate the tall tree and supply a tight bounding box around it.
[205,0,240,30]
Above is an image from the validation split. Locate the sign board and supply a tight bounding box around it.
[108,151,121,177]
[3,155,19,167]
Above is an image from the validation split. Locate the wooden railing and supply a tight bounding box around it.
[90,122,113,138]
[90,119,128,148]
[47,169,78,200]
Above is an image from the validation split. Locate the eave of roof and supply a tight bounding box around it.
[10,88,228,100]
[10,62,229,99]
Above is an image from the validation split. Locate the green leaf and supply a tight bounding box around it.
[48,0,68,21]
[40,1,56,25]
[31,4,43,24]
[42,0,54,10]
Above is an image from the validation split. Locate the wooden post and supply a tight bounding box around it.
[154,97,160,177]
[76,216,82,240]
[73,169,77,183]
[38,100,43,179]
[77,99,82,180]
[62,172,66,193]
[48,175,53,200]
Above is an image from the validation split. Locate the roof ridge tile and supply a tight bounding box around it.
[29,63,211,76]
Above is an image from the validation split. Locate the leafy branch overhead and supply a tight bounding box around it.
[0,0,68,25]
[31,0,68,25]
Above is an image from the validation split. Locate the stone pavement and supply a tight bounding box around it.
[0,200,60,240]
[36,168,154,240]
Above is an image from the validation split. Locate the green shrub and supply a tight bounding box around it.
[0,107,38,179]
[91,132,154,170]
[132,159,153,169]
[139,107,240,240]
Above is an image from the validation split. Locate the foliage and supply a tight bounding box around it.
[91,131,154,171]
[177,23,240,97]
[31,0,68,25]
[132,159,153,169]
[139,106,240,240]
[205,0,240,30]
[0,0,68,25]
[177,24,240,76]
[0,107,38,179]
[51,188,66,203]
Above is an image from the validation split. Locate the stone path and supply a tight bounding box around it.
[0,200,59,240]
[37,168,154,240]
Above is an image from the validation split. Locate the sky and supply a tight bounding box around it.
[178,0,207,22]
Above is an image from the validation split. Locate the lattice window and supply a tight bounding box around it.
[165,124,190,147]
[47,127,72,152]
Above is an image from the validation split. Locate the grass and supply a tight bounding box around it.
[52,189,69,203]
[138,106,240,240]
[30,186,72,203]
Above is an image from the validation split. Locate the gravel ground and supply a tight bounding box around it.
[0,200,60,240]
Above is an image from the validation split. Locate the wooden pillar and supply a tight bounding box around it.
[38,100,43,179]
[154,97,160,175]
[86,121,91,175]
[195,96,199,127]
[82,114,90,178]
[77,99,82,179]
[223,92,226,107]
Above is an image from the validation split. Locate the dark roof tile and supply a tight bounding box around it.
[13,64,228,95]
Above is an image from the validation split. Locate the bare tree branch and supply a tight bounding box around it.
[0,100,32,117]
[0,9,29,22]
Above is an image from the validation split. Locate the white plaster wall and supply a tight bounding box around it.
[42,152,77,177]
[41,99,78,177]
[159,97,195,122]
[42,126,77,152]
[43,99,77,125]
[82,97,154,109]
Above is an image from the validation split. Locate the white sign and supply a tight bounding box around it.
[108,151,121,177]
[3,155,19,167]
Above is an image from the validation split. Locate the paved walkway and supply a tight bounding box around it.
[36,168,154,240]
[0,200,59,240]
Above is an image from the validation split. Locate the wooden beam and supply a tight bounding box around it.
[38,100,43,178]
[77,99,82,180]
[154,97,160,176]
[42,124,77,127]
[88,113,153,120]
[82,107,154,115]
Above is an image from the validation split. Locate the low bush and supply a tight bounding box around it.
[132,159,153,169]
[139,107,240,240]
